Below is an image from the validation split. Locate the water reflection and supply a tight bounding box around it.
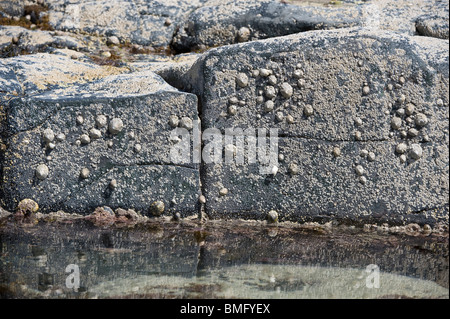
[0,219,448,299]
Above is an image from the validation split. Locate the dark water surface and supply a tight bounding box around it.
[0,219,448,299]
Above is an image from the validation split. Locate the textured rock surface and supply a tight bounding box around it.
[182,28,449,225]
[1,71,200,215]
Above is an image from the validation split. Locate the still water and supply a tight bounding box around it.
[0,219,448,299]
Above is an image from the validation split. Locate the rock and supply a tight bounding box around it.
[1,70,200,216]
[149,200,165,217]
[182,28,448,226]
[416,14,449,40]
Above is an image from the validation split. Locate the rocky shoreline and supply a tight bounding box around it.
[1,0,448,228]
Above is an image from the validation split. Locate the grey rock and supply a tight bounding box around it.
[182,28,448,225]
[1,71,200,215]
[416,14,449,40]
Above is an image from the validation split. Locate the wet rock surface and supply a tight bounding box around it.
[0,0,448,228]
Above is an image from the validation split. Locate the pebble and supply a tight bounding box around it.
[150,201,165,216]
[80,168,90,179]
[354,131,362,141]
[259,68,271,77]
[297,79,306,88]
[101,51,111,58]
[76,115,84,125]
[268,75,277,85]
[395,143,408,154]
[180,117,193,130]
[219,188,228,196]
[280,83,293,98]
[236,73,249,88]
[55,133,66,142]
[407,128,419,137]
[332,147,341,157]
[387,83,393,91]
[293,69,303,78]
[303,105,314,117]
[399,154,407,163]
[80,134,91,144]
[95,115,107,128]
[252,70,260,77]
[399,76,406,85]
[278,154,284,161]
[275,112,284,122]
[286,114,295,124]
[397,94,406,104]
[107,141,114,148]
[271,166,278,176]
[414,113,428,127]
[238,100,246,107]
[164,18,172,26]
[405,103,415,116]
[228,105,237,115]
[367,152,376,162]
[134,144,142,153]
[108,118,124,134]
[48,142,56,150]
[355,165,364,176]
[168,115,179,128]
[199,195,206,204]
[229,97,239,104]
[360,149,368,157]
[359,176,367,184]
[362,85,370,95]
[422,134,430,142]
[396,108,405,116]
[89,128,102,140]
[109,179,117,189]
[436,98,444,107]
[288,163,299,175]
[264,86,276,99]
[36,164,49,180]
[354,117,363,126]
[256,96,264,104]
[390,117,402,130]
[42,128,55,143]
[237,27,251,42]
[264,100,274,112]
[107,36,120,46]
[408,144,423,160]
[267,210,278,223]
[400,130,407,138]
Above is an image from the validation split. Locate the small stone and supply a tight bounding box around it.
[400,130,407,138]
[360,149,368,157]
[236,73,249,88]
[238,100,246,107]
[362,85,370,95]
[17,199,39,215]
[180,117,193,130]
[168,115,179,128]
[405,103,415,116]
[134,144,142,153]
[256,96,264,104]
[48,142,56,150]
[278,154,284,161]
[406,116,414,124]
[355,165,364,176]
[237,26,251,42]
[80,168,90,179]
[219,188,228,196]
[357,60,364,67]
[271,166,279,176]
[76,115,84,125]
[407,128,419,137]
[264,100,274,112]
[408,144,423,160]
[275,112,284,122]
[387,83,393,91]
[259,68,271,77]
[436,99,444,107]
[286,114,295,124]
[280,83,293,98]
[46,156,52,161]
[367,152,376,162]
[399,154,407,163]
[267,210,278,223]
[36,164,49,180]
[109,179,117,189]
[101,51,111,58]
[128,131,135,139]
[264,86,276,99]
[75,140,81,146]
[396,108,405,116]
[268,75,277,85]
[415,113,428,127]
[89,128,102,140]
[422,134,430,142]
[395,143,408,154]
[332,147,341,157]
[229,97,239,104]
[107,141,114,148]
[199,195,206,204]
[107,36,120,46]
[297,79,306,88]
[390,117,402,130]
[228,105,237,115]
[164,18,172,26]
[359,176,367,184]
[354,131,362,141]
[288,163,299,175]
[293,69,303,78]
[303,105,314,117]
[95,115,107,128]
[397,94,406,104]
[109,118,124,134]
[42,128,55,143]
[55,133,66,142]
[354,118,363,126]
[80,134,91,144]
[399,76,406,85]
[149,201,165,217]
[423,224,432,232]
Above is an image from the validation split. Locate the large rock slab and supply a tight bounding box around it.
[1,71,200,215]
[183,28,449,225]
